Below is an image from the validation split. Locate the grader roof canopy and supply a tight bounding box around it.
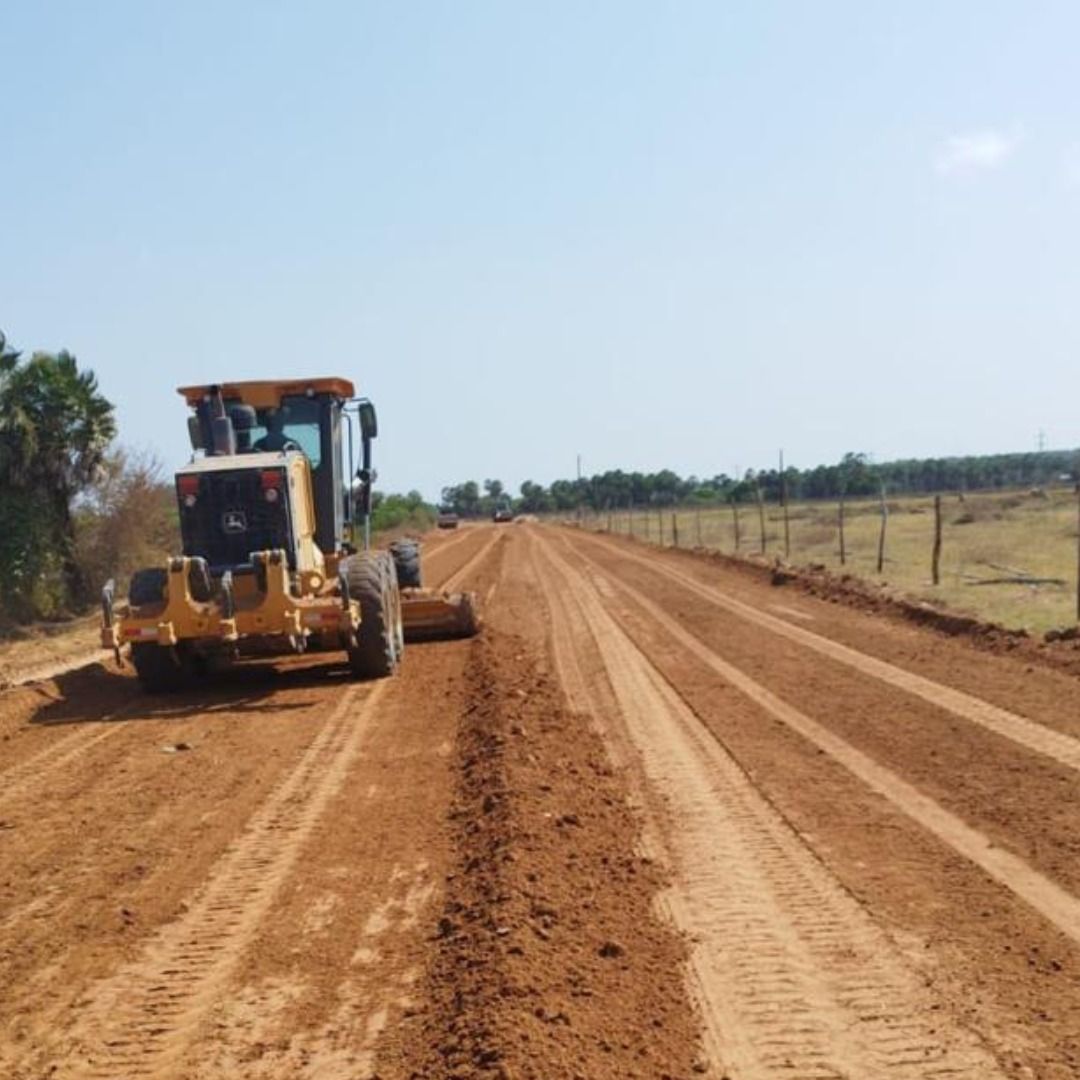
[177,378,356,410]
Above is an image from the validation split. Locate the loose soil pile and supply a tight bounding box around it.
[390,627,699,1080]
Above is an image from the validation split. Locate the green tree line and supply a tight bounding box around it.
[444,448,1079,518]
[439,478,510,518]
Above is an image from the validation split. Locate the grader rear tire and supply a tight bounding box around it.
[343,551,403,679]
[131,642,198,693]
[389,539,422,588]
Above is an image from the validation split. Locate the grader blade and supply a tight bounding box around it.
[401,588,480,641]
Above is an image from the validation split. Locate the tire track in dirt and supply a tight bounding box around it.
[61,526,504,1079]
[0,687,141,813]
[532,532,1004,1078]
[2,530,505,1080]
[437,531,504,594]
[12,681,387,1080]
[0,676,322,824]
[216,529,507,1080]
[418,526,494,591]
[423,525,481,559]
[0,720,129,811]
[575,529,1080,775]
[422,525,489,574]
[564,535,1080,948]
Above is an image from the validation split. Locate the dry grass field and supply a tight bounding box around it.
[589,486,1080,635]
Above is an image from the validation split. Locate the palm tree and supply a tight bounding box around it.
[0,336,116,606]
[0,333,32,485]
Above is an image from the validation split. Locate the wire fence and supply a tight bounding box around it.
[556,485,1080,636]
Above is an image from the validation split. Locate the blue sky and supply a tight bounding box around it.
[3,2,1078,498]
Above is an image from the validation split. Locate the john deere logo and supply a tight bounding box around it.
[222,510,248,534]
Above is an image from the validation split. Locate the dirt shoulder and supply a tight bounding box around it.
[579,525,1080,677]
[0,615,101,688]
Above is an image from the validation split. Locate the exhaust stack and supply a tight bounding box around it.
[207,385,237,456]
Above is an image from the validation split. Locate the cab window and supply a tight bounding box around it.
[252,397,322,467]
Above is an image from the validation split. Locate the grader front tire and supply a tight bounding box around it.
[343,551,403,679]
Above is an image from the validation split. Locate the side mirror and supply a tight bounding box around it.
[358,400,378,440]
[187,416,204,451]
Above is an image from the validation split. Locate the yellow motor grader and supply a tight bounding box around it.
[100,378,478,690]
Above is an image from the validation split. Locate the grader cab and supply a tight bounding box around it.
[101,378,478,691]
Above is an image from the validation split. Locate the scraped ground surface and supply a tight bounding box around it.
[2,523,1080,1078]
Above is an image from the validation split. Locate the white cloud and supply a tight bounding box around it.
[934,130,1019,176]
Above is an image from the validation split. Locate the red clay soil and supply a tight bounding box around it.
[9,521,1080,1077]
[551,524,1080,1078]
[0,527,699,1080]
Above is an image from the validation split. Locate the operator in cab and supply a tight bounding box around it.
[253,409,295,453]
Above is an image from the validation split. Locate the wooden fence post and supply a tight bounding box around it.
[838,495,846,566]
[755,481,767,554]
[780,450,790,558]
[672,513,679,548]
[732,500,741,552]
[876,483,888,573]
[696,504,702,548]
[658,508,664,546]
[932,494,942,586]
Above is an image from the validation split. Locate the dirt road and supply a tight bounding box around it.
[3,522,1080,1077]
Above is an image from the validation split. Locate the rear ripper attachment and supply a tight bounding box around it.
[101,378,479,692]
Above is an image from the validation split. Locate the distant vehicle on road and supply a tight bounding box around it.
[436,509,460,529]
[493,506,514,523]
